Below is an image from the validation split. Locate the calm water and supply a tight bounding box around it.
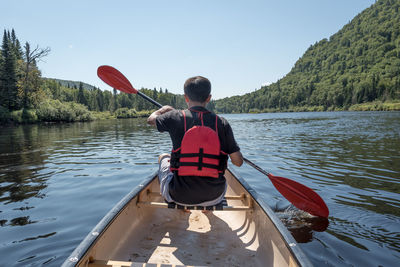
[0,112,399,266]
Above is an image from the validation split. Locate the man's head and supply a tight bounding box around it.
[184,76,211,103]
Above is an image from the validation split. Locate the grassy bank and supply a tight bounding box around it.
[91,109,152,120]
[245,101,400,114]
[348,101,400,111]
[2,100,398,125]
[0,100,153,125]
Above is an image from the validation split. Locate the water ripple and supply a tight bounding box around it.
[0,113,399,266]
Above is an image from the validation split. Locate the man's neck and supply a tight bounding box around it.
[187,101,207,108]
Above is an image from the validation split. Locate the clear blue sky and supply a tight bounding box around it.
[2,0,375,99]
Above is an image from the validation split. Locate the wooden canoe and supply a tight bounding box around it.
[63,168,312,267]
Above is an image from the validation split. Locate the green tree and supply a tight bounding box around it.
[77,82,88,106]
[109,88,118,113]
[96,88,105,111]
[10,29,23,60]
[21,41,50,108]
[0,30,19,110]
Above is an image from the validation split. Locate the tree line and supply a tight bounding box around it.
[214,0,400,113]
[44,79,187,114]
[0,29,187,124]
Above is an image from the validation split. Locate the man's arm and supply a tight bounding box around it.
[147,105,174,126]
[229,151,243,167]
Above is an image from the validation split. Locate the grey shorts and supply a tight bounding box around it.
[158,155,226,206]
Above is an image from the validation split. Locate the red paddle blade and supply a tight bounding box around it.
[268,173,329,218]
[97,65,137,94]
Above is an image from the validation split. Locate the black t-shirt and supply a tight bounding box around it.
[156,106,240,204]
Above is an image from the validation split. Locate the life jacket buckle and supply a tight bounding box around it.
[198,148,204,170]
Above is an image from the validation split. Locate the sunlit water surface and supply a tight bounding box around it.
[0,112,399,266]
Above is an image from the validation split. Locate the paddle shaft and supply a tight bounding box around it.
[137,91,162,108]
[243,158,270,176]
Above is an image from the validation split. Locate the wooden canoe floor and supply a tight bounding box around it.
[111,209,261,266]
[82,172,300,267]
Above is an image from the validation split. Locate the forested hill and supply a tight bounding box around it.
[44,78,96,91]
[214,0,400,113]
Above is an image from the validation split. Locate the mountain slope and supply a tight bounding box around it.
[214,0,400,113]
[44,78,97,91]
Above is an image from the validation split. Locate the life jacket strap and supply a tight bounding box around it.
[178,162,219,170]
[170,150,228,172]
[177,152,224,160]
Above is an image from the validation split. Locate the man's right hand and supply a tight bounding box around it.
[158,105,174,114]
[147,105,175,126]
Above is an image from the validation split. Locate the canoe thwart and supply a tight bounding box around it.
[89,259,199,267]
[138,193,252,211]
[138,201,252,211]
[146,191,247,200]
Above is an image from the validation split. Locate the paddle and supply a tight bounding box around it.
[243,158,329,218]
[97,65,330,218]
[97,65,162,108]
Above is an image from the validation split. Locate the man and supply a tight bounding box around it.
[147,76,243,206]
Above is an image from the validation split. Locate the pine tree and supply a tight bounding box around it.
[0,39,3,107]
[96,88,104,111]
[88,89,98,111]
[0,30,19,110]
[109,88,118,112]
[10,29,23,59]
[77,82,88,106]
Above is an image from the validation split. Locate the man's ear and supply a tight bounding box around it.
[184,94,189,103]
[206,95,211,103]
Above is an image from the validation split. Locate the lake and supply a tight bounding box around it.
[0,111,399,266]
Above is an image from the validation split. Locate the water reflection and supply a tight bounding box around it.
[0,112,399,266]
[0,118,169,266]
[13,232,57,243]
[0,125,49,204]
[0,118,159,205]
[9,216,37,226]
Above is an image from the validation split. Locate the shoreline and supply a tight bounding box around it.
[243,101,400,114]
[1,101,399,127]
[0,109,152,127]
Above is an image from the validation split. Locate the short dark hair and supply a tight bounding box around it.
[184,76,211,102]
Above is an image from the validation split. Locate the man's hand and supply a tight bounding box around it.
[230,151,243,167]
[158,105,174,114]
[147,105,174,126]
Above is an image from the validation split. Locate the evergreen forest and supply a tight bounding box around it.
[1,0,399,125]
[213,0,400,113]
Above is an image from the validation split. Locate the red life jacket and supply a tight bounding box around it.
[170,109,228,178]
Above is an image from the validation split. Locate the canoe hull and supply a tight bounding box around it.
[63,168,312,267]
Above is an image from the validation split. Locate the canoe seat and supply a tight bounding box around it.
[137,192,252,211]
[89,259,200,266]
[165,198,228,211]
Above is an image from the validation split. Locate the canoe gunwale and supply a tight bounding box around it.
[227,168,313,267]
[61,171,157,267]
